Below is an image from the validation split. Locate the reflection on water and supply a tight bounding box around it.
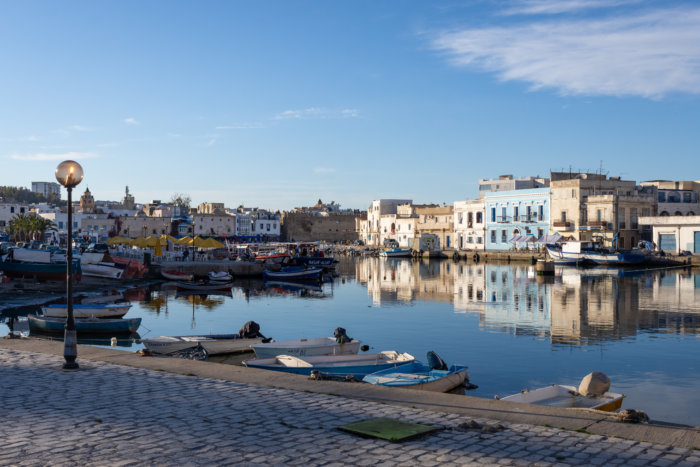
[357,257,700,344]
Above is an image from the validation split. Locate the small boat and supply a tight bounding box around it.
[27,314,142,334]
[162,269,194,281]
[379,248,412,258]
[244,351,415,379]
[208,271,232,282]
[175,281,232,291]
[0,258,82,282]
[254,252,290,264]
[142,334,263,355]
[252,337,361,359]
[262,266,322,281]
[499,384,625,412]
[292,257,337,268]
[363,362,469,392]
[81,262,124,280]
[546,242,646,266]
[41,303,132,319]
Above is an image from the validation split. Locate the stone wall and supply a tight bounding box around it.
[281,212,361,243]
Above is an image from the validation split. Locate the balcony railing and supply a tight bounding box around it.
[496,216,511,223]
[552,221,573,231]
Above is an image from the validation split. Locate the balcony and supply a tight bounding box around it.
[517,215,537,223]
[587,221,608,227]
[496,216,511,223]
[552,221,573,231]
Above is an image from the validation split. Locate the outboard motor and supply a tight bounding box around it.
[426,350,448,370]
[333,327,352,344]
[239,321,266,339]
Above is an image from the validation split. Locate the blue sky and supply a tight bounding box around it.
[1,1,699,210]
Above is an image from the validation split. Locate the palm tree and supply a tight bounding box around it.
[8,213,56,243]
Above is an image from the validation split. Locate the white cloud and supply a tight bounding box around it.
[431,6,700,98]
[274,108,360,120]
[313,167,336,174]
[206,138,216,147]
[501,0,641,16]
[69,125,90,132]
[9,151,99,161]
[215,123,266,130]
[124,118,140,125]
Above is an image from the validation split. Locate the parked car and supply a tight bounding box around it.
[86,243,109,253]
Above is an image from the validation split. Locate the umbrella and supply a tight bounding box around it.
[202,238,224,249]
[176,236,193,246]
[131,237,149,248]
[106,236,131,245]
[154,240,162,257]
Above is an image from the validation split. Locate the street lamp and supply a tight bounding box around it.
[55,160,84,370]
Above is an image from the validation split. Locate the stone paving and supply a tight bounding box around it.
[1,349,699,466]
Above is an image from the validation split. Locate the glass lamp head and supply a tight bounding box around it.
[55,160,84,188]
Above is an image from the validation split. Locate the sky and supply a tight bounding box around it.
[1,0,699,211]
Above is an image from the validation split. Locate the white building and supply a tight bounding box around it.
[364,199,412,246]
[252,214,280,238]
[31,181,61,197]
[235,212,252,236]
[453,200,485,250]
[0,203,30,232]
[639,215,700,254]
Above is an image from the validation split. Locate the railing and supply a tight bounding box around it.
[552,221,573,231]
[496,216,511,223]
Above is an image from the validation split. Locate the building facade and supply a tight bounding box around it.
[31,181,61,197]
[640,180,700,216]
[639,215,700,254]
[0,203,29,232]
[484,188,550,251]
[478,175,549,198]
[120,216,172,237]
[364,199,412,246]
[414,205,454,249]
[193,214,236,237]
[453,200,485,250]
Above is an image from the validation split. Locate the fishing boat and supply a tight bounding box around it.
[142,334,263,355]
[0,259,82,281]
[81,262,124,279]
[175,281,233,291]
[363,362,469,392]
[252,336,361,358]
[162,269,193,281]
[292,257,337,268]
[208,271,232,282]
[27,314,142,334]
[254,252,290,264]
[379,248,412,258]
[41,303,132,319]
[499,384,625,412]
[243,351,415,378]
[546,241,646,266]
[262,266,322,281]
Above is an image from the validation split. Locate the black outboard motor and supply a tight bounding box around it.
[239,321,266,340]
[426,350,448,370]
[333,327,352,344]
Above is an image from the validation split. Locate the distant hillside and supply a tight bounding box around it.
[0,186,60,204]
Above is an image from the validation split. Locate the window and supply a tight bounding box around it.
[526,206,532,220]
[458,213,463,224]
[501,230,507,243]
[561,211,567,222]
[658,192,666,202]
[501,207,507,221]
[467,212,473,225]
[537,228,543,238]
[476,212,482,223]
[619,208,626,229]
[467,236,473,243]
[538,205,544,221]
[597,209,602,222]
[476,237,483,244]
[572,189,577,198]
[490,230,496,243]
[10,207,14,213]
[491,208,496,222]
[514,206,519,220]
[630,208,638,229]
[683,192,692,203]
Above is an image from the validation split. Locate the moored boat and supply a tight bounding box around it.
[252,336,361,358]
[0,259,81,282]
[379,248,412,258]
[41,303,132,319]
[175,281,233,291]
[363,361,469,392]
[162,269,194,281]
[243,351,415,379]
[208,271,232,282]
[142,335,263,355]
[27,314,141,334]
[262,266,322,281]
[81,262,124,279]
[499,384,625,412]
[546,241,646,266]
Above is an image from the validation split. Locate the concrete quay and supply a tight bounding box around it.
[2,338,699,466]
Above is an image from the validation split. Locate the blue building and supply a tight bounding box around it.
[484,188,550,251]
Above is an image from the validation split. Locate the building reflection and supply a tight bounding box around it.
[355,257,700,344]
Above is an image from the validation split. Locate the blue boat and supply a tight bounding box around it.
[244,351,415,379]
[363,362,469,392]
[263,266,322,281]
[292,257,337,268]
[27,314,141,334]
[0,259,81,281]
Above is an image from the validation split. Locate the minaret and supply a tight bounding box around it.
[123,185,135,210]
[80,187,95,213]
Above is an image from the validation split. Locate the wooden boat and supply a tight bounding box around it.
[262,266,322,281]
[208,271,232,282]
[363,362,469,392]
[243,351,415,378]
[41,303,132,319]
[142,334,262,355]
[0,258,81,282]
[500,384,625,412]
[252,337,361,358]
[27,314,142,334]
[81,262,124,279]
[175,281,233,291]
[162,269,193,281]
[111,257,146,279]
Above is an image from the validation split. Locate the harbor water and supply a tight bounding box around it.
[4,256,700,426]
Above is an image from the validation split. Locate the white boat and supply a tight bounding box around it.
[244,351,415,378]
[162,269,194,281]
[41,303,132,319]
[363,362,469,392]
[379,248,412,258]
[500,384,625,412]
[208,271,232,282]
[252,337,361,359]
[142,334,263,355]
[81,262,124,279]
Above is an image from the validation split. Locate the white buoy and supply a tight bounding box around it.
[110,337,117,347]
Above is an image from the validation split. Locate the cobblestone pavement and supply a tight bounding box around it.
[2,349,699,466]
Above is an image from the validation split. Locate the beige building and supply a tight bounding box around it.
[193,213,236,237]
[79,188,95,213]
[121,215,172,237]
[413,204,455,249]
[640,180,700,216]
[81,216,116,239]
[198,202,226,215]
[550,172,656,248]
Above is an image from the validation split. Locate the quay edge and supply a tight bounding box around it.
[2,337,699,450]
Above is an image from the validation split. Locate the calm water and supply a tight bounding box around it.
[4,257,700,426]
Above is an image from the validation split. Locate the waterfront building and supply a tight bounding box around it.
[79,187,95,213]
[0,203,29,232]
[364,199,412,246]
[198,202,226,215]
[640,180,700,216]
[550,172,657,247]
[31,181,60,197]
[120,215,172,238]
[80,216,117,242]
[235,212,252,236]
[638,215,700,254]
[478,174,549,198]
[193,213,236,237]
[484,188,550,251]
[453,200,485,250]
[36,208,84,243]
[252,213,281,241]
[413,204,454,249]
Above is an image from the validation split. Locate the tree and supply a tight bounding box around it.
[7,213,56,242]
[170,193,191,210]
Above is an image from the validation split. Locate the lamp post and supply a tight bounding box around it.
[55,160,84,370]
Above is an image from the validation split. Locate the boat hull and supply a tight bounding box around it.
[162,270,193,281]
[363,363,469,392]
[0,260,81,281]
[500,384,625,412]
[175,281,233,291]
[142,335,262,355]
[379,249,412,258]
[27,315,141,334]
[41,304,131,319]
[252,337,361,358]
[262,267,322,281]
[81,263,124,279]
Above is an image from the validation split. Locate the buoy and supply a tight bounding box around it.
[110,337,117,347]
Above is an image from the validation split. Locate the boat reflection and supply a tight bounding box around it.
[356,257,700,344]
